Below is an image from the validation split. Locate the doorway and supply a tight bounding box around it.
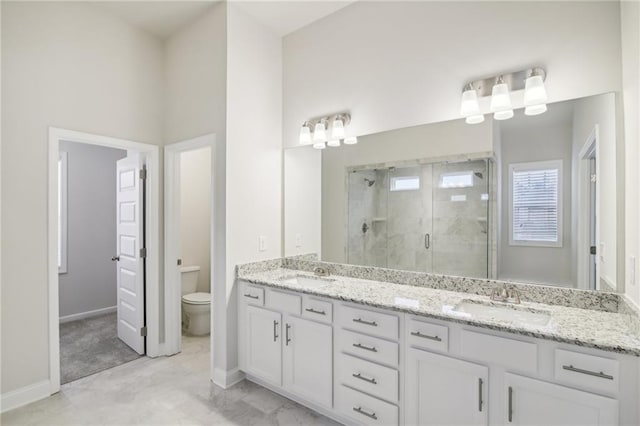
[164,134,215,368]
[48,128,160,394]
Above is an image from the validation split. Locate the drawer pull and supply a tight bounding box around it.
[353,318,378,327]
[353,342,378,353]
[562,364,614,380]
[353,406,377,420]
[352,373,377,385]
[243,294,259,299]
[508,386,513,422]
[411,331,442,342]
[305,308,326,316]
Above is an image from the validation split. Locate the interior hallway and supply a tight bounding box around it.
[2,335,339,425]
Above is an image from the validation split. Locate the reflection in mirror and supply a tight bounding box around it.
[284,93,621,292]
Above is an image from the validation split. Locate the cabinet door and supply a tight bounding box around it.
[406,348,488,426]
[504,373,618,426]
[283,315,333,408]
[246,306,282,385]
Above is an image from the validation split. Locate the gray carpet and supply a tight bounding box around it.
[60,312,141,384]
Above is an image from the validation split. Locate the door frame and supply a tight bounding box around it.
[47,127,160,394]
[577,125,600,290]
[163,134,216,371]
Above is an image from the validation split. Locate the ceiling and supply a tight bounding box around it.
[96,1,355,40]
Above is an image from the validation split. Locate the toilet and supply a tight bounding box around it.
[181,266,211,336]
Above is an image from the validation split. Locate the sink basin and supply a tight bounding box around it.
[452,300,551,326]
[282,274,335,289]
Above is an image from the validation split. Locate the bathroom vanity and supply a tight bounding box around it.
[236,262,640,426]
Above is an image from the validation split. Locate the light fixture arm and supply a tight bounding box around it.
[462,67,546,97]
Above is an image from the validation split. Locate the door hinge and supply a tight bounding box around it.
[140,247,147,258]
[140,326,147,337]
[139,167,147,180]
[177,258,182,266]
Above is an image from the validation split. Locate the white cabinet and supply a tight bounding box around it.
[283,315,333,408]
[504,373,618,426]
[406,348,488,426]
[245,305,282,386]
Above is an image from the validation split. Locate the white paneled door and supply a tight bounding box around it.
[115,155,146,354]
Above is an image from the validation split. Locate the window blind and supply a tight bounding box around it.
[512,166,559,243]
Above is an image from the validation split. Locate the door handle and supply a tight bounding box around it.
[111,256,120,262]
[425,233,430,249]
[273,320,279,342]
[285,323,291,346]
[508,386,513,422]
[478,378,483,412]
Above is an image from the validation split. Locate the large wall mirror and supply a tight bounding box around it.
[284,93,623,292]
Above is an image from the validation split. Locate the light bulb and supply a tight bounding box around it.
[312,142,326,150]
[460,86,480,116]
[343,136,358,145]
[327,139,340,147]
[331,117,345,139]
[299,122,312,144]
[494,109,514,120]
[490,77,512,112]
[524,74,547,106]
[525,104,547,116]
[465,114,485,124]
[313,121,327,142]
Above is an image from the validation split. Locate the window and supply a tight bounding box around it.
[510,160,562,247]
[439,171,474,188]
[390,176,420,191]
[58,152,68,273]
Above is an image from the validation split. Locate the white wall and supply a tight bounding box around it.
[1,2,164,395]
[283,1,622,149]
[498,110,574,286]
[317,118,493,262]
[571,93,618,290]
[621,0,640,306]
[224,3,283,378]
[180,147,212,293]
[58,141,127,318]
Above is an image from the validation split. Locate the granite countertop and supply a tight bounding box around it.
[239,268,640,356]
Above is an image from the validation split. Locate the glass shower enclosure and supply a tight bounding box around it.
[347,159,491,279]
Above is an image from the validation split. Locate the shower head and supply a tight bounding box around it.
[364,178,375,187]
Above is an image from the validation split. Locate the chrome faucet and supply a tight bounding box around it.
[313,266,330,277]
[491,284,521,304]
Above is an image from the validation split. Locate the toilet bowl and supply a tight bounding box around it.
[180,266,211,336]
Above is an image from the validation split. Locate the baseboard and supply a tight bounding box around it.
[1,380,51,413]
[59,306,116,323]
[212,367,245,389]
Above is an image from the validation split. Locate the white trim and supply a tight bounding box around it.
[59,306,117,324]
[577,125,600,290]
[508,159,564,248]
[57,152,68,274]
[213,368,245,389]
[48,127,161,395]
[164,134,216,358]
[0,380,51,413]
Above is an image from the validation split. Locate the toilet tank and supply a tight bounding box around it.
[180,266,200,295]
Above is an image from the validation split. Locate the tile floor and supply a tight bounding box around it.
[1,335,340,425]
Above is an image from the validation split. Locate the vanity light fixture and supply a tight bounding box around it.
[524,69,548,116]
[460,67,547,124]
[299,121,313,145]
[490,76,514,120]
[299,112,355,148]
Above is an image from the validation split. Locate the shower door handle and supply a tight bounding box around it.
[424,233,430,249]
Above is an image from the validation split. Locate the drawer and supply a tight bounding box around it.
[265,289,301,315]
[406,317,448,353]
[338,305,399,341]
[460,329,537,374]
[240,284,264,306]
[336,385,398,426]
[338,328,399,367]
[302,296,333,323]
[554,349,619,394]
[338,353,399,403]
